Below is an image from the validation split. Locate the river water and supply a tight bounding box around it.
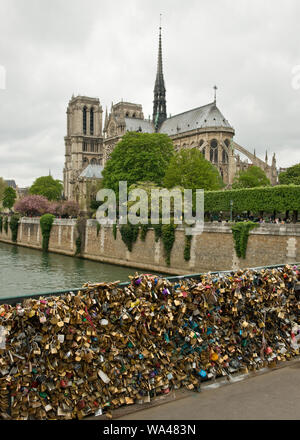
[0,241,159,299]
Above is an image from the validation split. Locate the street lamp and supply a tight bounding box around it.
[230,200,233,222]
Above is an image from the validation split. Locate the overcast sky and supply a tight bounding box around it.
[0,0,300,187]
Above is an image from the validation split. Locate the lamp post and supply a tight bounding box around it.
[230,200,233,222]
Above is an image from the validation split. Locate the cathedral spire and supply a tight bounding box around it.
[153,22,167,131]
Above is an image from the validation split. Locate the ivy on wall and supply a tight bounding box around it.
[140,224,149,242]
[231,221,258,259]
[9,214,20,243]
[113,223,117,240]
[75,217,87,256]
[120,223,139,252]
[40,214,55,252]
[184,235,192,261]
[161,223,176,266]
[96,222,101,237]
[153,223,162,242]
[4,217,8,234]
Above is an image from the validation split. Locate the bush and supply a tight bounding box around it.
[40,214,55,251]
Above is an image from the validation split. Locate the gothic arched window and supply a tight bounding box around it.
[90,107,94,135]
[91,158,97,165]
[210,139,218,163]
[222,149,228,163]
[83,106,87,134]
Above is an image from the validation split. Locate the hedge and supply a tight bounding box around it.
[204,185,300,213]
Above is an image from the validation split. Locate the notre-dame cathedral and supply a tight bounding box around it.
[63,27,277,210]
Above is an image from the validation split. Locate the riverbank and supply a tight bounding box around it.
[1,218,300,275]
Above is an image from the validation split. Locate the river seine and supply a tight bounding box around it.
[0,241,157,299]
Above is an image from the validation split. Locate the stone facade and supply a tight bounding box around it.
[1,219,299,276]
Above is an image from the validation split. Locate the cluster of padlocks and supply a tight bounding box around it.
[0,265,299,419]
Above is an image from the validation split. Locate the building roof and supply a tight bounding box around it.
[159,102,233,135]
[125,117,155,133]
[79,164,104,179]
[5,180,17,189]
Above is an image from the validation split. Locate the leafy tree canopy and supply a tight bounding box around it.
[2,186,17,210]
[29,175,63,201]
[0,177,7,201]
[232,165,270,189]
[279,163,300,185]
[163,148,223,191]
[101,132,175,195]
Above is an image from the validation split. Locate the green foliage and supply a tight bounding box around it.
[120,223,139,252]
[0,215,2,233]
[153,223,162,242]
[2,187,17,210]
[161,223,176,266]
[231,222,258,259]
[113,223,117,240]
[90,200,102,210]
[204,185,300,214]
[184,235,192,261]
[232,166,270,189]
[279,163,300,185]
[4,217,8,234]
[40,214,55,252]
[163,148,223,191]
[75,217,86,255]
[140,224,149,241]
[0,177,7,202]
[102,132,175,196]
[96,222,101,236]
[29,175,63,201]
[9,214,20,242]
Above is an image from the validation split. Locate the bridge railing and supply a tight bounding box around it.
[0,262,299,306]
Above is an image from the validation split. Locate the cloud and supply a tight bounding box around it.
[0,0,299,186]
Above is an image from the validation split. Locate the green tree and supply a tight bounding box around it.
[232,165,270,189]
[2,187,17,210]
[0,177,7,202]
[163,148,223,190]
[29,176,63,201]
[279,163,300,185]
[101,132,175,195]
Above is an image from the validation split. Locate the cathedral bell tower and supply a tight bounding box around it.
[153,26,167,131]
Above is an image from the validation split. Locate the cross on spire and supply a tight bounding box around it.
[213,85,218,104]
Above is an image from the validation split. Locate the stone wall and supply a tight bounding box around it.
[0,218,300,275]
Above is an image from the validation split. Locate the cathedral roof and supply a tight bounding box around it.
[4,180,17,189]
[79,164,103,179]
[124,117,155,133]
[159,102,233,135]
